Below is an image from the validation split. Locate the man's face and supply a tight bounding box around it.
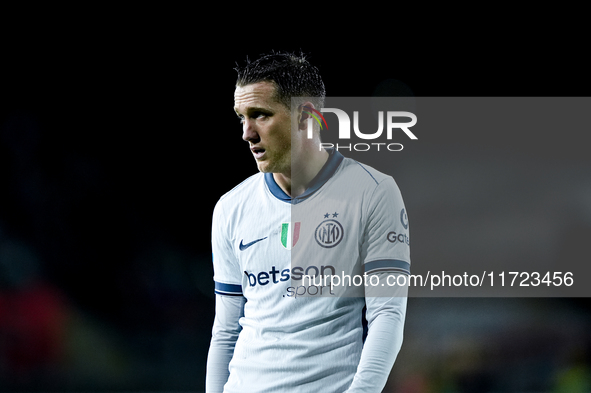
[234,82,292,174]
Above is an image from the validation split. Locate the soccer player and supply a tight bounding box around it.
[206,52,410,393]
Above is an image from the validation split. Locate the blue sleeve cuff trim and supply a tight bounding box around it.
[214,281,243,296]
[365,259,410,275]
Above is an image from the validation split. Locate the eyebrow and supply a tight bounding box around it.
[234,106,273,116]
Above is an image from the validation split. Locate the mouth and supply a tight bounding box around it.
[251,146,266,159]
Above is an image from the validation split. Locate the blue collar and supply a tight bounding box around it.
[264,148,344,204]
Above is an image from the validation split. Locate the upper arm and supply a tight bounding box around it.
[362,177,411,278]
[211,201,244,297]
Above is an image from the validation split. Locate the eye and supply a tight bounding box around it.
[236,111,271,125]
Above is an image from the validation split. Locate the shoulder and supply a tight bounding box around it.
[337,155,396,189]
[214,172,264,212]
[332,156,405,214]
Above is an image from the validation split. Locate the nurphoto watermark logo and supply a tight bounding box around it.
[298,97,418,152]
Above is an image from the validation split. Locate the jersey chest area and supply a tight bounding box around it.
[232,200,365,297]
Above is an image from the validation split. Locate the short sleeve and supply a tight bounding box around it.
[211,201,243,296]
[362,177,411,276]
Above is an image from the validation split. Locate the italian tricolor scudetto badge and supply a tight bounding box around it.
[280,222,300,250]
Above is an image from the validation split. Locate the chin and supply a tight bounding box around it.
[256,159,286,175]
[255,160,273,173]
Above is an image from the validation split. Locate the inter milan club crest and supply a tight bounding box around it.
[315,212,344,248]
[280,222,301,250]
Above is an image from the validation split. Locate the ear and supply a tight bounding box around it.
[297,101,316,131]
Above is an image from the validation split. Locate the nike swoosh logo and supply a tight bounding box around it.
[239,237,268,251]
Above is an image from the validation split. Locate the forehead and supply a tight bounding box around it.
[234,81,282,113]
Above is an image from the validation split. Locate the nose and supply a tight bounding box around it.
[242,118,260,143]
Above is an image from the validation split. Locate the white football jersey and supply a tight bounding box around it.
[211,148,410,392]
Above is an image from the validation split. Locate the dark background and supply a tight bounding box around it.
[1,8,590,393]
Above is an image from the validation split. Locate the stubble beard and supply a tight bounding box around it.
[256,142,291,176]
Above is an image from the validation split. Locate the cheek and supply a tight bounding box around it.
[269,121,292,148]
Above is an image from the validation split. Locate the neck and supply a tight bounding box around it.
[273,148,329,198]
